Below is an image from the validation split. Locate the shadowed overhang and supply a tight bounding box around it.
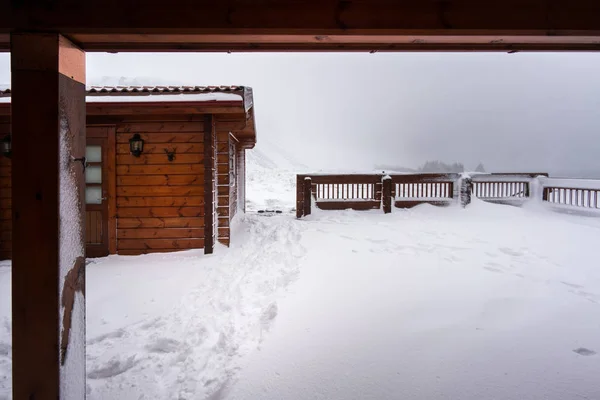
[1,1,600,52]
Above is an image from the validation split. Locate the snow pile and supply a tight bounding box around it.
[0,216,306,399]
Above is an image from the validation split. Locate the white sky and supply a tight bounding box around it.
[1,52,600,177]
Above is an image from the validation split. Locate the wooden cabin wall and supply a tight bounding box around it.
[216,131,231,246]
[0,121,10,260]
[115,121,206,255]
[236,147,246,215]
[0,115,249,259]
[229,141,239,221]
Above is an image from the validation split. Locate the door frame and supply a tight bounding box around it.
[86,125,117,257]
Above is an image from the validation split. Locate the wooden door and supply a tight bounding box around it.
[85,137,109,257]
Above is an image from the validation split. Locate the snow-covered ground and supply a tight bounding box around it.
[2,147,600,399]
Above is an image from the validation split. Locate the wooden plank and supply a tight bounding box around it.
[116,153,202,165]
[107,126,117,254]
[218,217,230,228]
[87,126,108,138]
[117,196,204,207]
[116,132,203,143]
[304,174,385,185]
[116,122,204,133]
[117,185,204,197]
[316,200,380,211]
[116,143,203,154]
[117,238,204,250]
[116,174,202,186]
[117,248,202,256]
[89,103,242,116]
[117,228,203,239]
[217,196,229,207]
[117,207,204,218]
[117,164,203,175]
[118,217,203,229]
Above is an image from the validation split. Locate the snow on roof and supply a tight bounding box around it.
[0,85,246,103]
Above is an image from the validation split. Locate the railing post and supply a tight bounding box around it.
[460,177,473,207]
[304,177,312,216]
[296,175,304,218]
[382,176,392,213]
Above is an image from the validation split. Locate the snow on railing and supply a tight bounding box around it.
[296,172,600,218]
[542,178,600,210]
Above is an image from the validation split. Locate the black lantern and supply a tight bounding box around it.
[129,133,144,157]
[1,135,10,158]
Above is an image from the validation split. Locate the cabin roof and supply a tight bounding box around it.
[0,85,257,147]
[0,84,244,96]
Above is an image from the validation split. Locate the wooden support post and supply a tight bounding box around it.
[303,177,312,216]
[204,114,216,254]
[382,176,392,213]
[296,175,304,218]
[460,177,473,207]
[11,33,86,399]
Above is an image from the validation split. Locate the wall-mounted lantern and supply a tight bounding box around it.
[129,133,144,157]
[1,134,11,158]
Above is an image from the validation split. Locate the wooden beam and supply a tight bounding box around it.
[2,1,600,52]
[204,114,215,254]
[11,33,86,399]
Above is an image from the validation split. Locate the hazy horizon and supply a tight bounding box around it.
[1,52,600,178]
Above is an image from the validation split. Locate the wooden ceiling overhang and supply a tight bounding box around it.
[1,1,600,52]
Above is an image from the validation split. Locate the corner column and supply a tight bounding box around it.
[204,115,216,254]
[11,33,87,399]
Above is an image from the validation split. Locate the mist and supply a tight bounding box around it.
[1,52,600,177]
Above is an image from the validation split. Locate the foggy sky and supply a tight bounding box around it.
[1,52,600,177]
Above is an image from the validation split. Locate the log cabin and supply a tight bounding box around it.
[0,85,257,259]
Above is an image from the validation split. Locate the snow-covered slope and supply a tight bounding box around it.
[245,139,307,213]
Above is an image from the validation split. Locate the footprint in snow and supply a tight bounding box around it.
[145,338,181,354]
[573,348,597,356]
[87,355,138,379]
[562,281,584,289]
[499,247,524,257]
[484,266,504,274]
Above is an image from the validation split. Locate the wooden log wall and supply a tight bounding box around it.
[236,146,246,214]
[229,140,238,219]
[216,131,231,246]
[0,121,10,260]
[115,121,206,255]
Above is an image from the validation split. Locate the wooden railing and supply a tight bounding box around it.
[471,174,545,205]
[296,174,382,218]
[297,172,551,218]
[391,173,458,209]
[542,179,600,210]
